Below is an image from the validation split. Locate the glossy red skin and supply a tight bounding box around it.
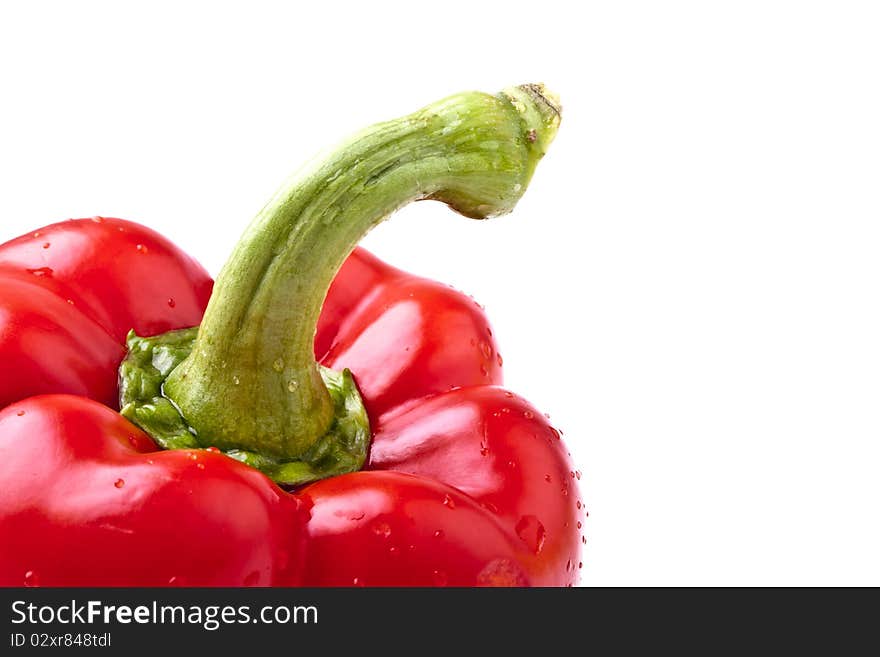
[0,396,303,586]
[0,217,213,409]
[0,218,583,586]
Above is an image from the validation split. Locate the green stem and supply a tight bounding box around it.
[159,84,560,462]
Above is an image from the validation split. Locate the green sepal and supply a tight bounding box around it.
[118,329,370,487]
[119,328,201,450]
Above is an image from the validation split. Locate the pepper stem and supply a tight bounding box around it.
[154,84,560,465]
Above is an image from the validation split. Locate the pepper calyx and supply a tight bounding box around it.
[119,329,369,487]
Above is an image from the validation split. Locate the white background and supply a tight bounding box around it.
[1,1,878,586]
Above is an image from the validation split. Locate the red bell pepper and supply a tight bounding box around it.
[0,84,584,586]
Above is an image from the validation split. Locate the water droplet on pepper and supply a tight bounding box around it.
[515,515,546,554]
[372,522,391,538]
[477,559,528,587]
